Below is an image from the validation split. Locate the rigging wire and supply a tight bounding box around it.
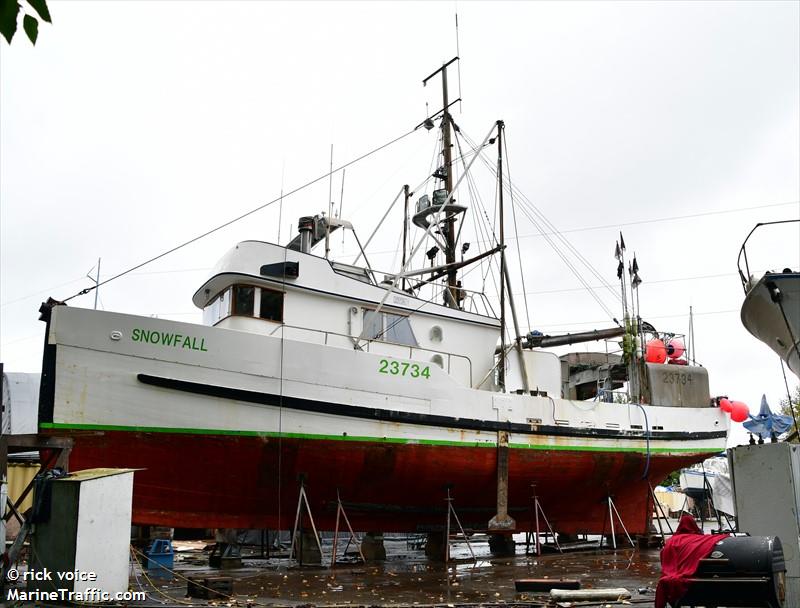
[61,126,420,303]
[457,135,501,306]
[334,199,800,259]
[466,140,618,320]
[780,358,799,439]
[509,194,618,320]
[502,130,532,332]
[462,128,622,305]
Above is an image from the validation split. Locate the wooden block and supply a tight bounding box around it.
[187,576,234,599]
[514,578,581,592]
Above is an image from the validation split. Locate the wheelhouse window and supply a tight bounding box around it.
[202,289,231,325]
[259,288,283,322]
[233,286,256,316]
[362,309,418,346]
[203,285,284,326]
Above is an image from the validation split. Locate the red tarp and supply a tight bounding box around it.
[655,514,730,608]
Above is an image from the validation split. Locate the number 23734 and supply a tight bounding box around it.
[378,359,430,379]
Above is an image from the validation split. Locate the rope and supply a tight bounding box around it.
[131,546,232,605]
[62,127,419,303]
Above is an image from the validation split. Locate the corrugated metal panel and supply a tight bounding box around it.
[6,463,39,513]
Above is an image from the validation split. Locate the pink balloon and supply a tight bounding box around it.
[730,401,750,423]
[719,398,733,413]
[667,338,685,359]
[645,339,667,364]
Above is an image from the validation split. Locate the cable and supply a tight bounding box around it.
[780,359,798,440]
[460,139,619,323]
[503,131,532,332]
[636,403,651,479]
[338,199,800,258]
[514,271,745,297]
[61,126,420,303]
[462,128,621,310]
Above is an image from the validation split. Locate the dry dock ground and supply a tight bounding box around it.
[125,536,661,608]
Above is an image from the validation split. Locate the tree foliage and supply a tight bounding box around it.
[1,0,50,45]
[780,384,800,435]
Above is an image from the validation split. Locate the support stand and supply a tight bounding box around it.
[525,484,562,555]
[209,529,241,569]
[702,474,736,533]
[599,495,635,549]
[445,487,475,562]
[331,490,365,566]
[290,482,324,565]
[648,483,674,544]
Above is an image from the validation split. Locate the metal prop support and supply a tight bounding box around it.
[525,483,562,555]
[599,495,635,549]
[290,482,324,565]
[445,487,475,562]
[648,483,674,545]
[331,490,365,566]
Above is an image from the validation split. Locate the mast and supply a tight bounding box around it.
[441,65,457,308]
[423,57,460,309]
[497,121,506,390]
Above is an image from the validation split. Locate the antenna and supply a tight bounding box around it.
[86,258,101,310]
[277,161,285,244]
[325,144,334,258]
[340,168,347,244]
[455,11,463,113]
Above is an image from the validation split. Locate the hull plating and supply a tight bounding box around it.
[56,430,703,534]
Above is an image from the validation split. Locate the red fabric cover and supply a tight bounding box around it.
[655,515,730,608]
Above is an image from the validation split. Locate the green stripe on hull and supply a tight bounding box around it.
[40,421,722,455]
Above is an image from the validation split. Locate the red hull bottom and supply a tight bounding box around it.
[58,431,705,534]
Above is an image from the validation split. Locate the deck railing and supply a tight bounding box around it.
[737,218,800,294]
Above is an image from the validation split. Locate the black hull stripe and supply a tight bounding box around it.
[137,374,726,442]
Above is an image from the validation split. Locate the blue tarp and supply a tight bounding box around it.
[742,394,794,439]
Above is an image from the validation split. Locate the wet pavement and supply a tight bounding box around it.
[133,536,661,607]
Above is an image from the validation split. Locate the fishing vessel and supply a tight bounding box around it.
[738,219,800,379]
[37,60,728,536]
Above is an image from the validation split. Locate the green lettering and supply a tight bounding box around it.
[132,328,207,353]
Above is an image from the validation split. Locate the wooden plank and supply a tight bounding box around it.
[514,578,581,591]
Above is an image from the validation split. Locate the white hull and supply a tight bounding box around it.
[42,306,727,454]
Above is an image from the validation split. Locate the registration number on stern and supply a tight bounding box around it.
[378,358,430,379]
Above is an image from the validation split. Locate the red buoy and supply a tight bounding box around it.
[730,401,750,423]
[645,339,667,364]
[667,338,685,359]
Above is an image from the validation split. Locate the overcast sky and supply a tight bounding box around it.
[1,1,798,445]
